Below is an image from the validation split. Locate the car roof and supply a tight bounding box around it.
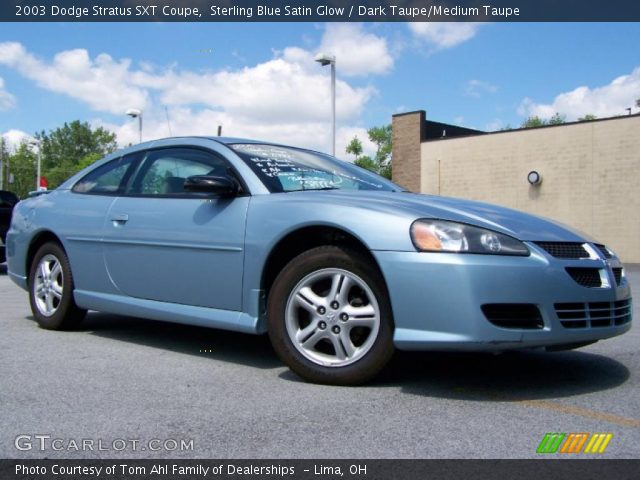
[166,136,285,146]
[137,136,330,157]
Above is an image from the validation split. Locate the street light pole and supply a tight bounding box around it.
[126,108,143,143]
[37,148,41,190]
[314,53,336,156]
[0,137,4,190]
[330,59,336,157]
[28,139,41,191]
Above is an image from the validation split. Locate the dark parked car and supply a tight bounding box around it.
[0,190,19,263]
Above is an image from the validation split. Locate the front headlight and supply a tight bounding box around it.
[410,219,530,256]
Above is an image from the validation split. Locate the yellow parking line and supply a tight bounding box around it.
[520,400,640,428]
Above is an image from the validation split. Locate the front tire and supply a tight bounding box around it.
[268,246,394,385]
[28,242,86,330]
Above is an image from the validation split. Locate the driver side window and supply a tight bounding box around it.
[129,148,230,196]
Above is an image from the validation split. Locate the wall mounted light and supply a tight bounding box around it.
[527,170,542,186]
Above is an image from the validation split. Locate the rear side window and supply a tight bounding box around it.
[72,153,140,195]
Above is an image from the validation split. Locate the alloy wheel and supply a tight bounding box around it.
[285,268,380,367]
[33,254,64,317]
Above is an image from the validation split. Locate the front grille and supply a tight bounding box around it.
[594,244,612,259]
[613,268,623,285]
[482,304,544,330]
[535,242,589,259]
[565,267,602,288]
[555,300,632,329]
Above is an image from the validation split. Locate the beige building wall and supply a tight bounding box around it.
[391,111,425,192]
[419,116,640,263]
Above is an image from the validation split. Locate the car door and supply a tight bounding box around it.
[102,146,249,311]
[64,152,143,294]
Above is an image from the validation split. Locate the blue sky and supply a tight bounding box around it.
[1,22,639,157]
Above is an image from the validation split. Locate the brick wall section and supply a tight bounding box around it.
[420,115,640,263]
[391,111,425,192]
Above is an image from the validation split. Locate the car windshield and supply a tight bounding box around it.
[229,143,401,193]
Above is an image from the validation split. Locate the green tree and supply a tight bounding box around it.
[354,155,378,172]
[0,136,9,189]
[5,143,38,199]
[36,121,117,189]
[521,113,567,128]
[77,152,104,171]
[345,137,363,162]
[2,121,117,197]
[345,124,392,179]
[578,114,597,121]
[548,113,566,125]
[521,116,547,128]
[369,125,392,175]
[521,116,545,128]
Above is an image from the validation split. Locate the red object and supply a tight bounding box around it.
[39,176,48,188]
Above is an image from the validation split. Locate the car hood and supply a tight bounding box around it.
[288,190,594,243]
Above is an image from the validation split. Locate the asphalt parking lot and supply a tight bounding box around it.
[0,263,638,459]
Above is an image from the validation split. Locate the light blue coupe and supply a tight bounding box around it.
[6,137,632,384]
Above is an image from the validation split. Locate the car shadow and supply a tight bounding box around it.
[374,349,630,401]
[83,312,281,370]
[30,310,631,400]
[0,264,6,275]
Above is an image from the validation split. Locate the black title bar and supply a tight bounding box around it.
[3,0,640,22]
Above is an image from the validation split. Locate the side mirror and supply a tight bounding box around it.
[184,175,239,197]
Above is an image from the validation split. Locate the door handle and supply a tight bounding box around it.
[110,213,129,224]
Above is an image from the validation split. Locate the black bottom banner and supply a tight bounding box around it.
[3,459,639,480]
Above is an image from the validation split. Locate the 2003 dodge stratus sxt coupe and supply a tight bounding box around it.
[7,137,632,384]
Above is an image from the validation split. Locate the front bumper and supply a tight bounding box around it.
[374,243,632,351]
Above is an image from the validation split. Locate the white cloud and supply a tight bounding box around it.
[157,49,375,123]
[96,107,373,160]
[0,25,393,155]
[98,107,329,149]
[317,23,394,76]
[408,23,482,50]
[465,79,498,98]
[1,129,30,151]
[0,76,16,111]
[0,42,147,114]
[518,66,640,120]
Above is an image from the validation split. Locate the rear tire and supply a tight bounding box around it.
[267,246,394,385]
[28,242,86,330]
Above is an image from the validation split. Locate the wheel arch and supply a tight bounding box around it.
[260,225,389,306]
[26,230,65,277]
